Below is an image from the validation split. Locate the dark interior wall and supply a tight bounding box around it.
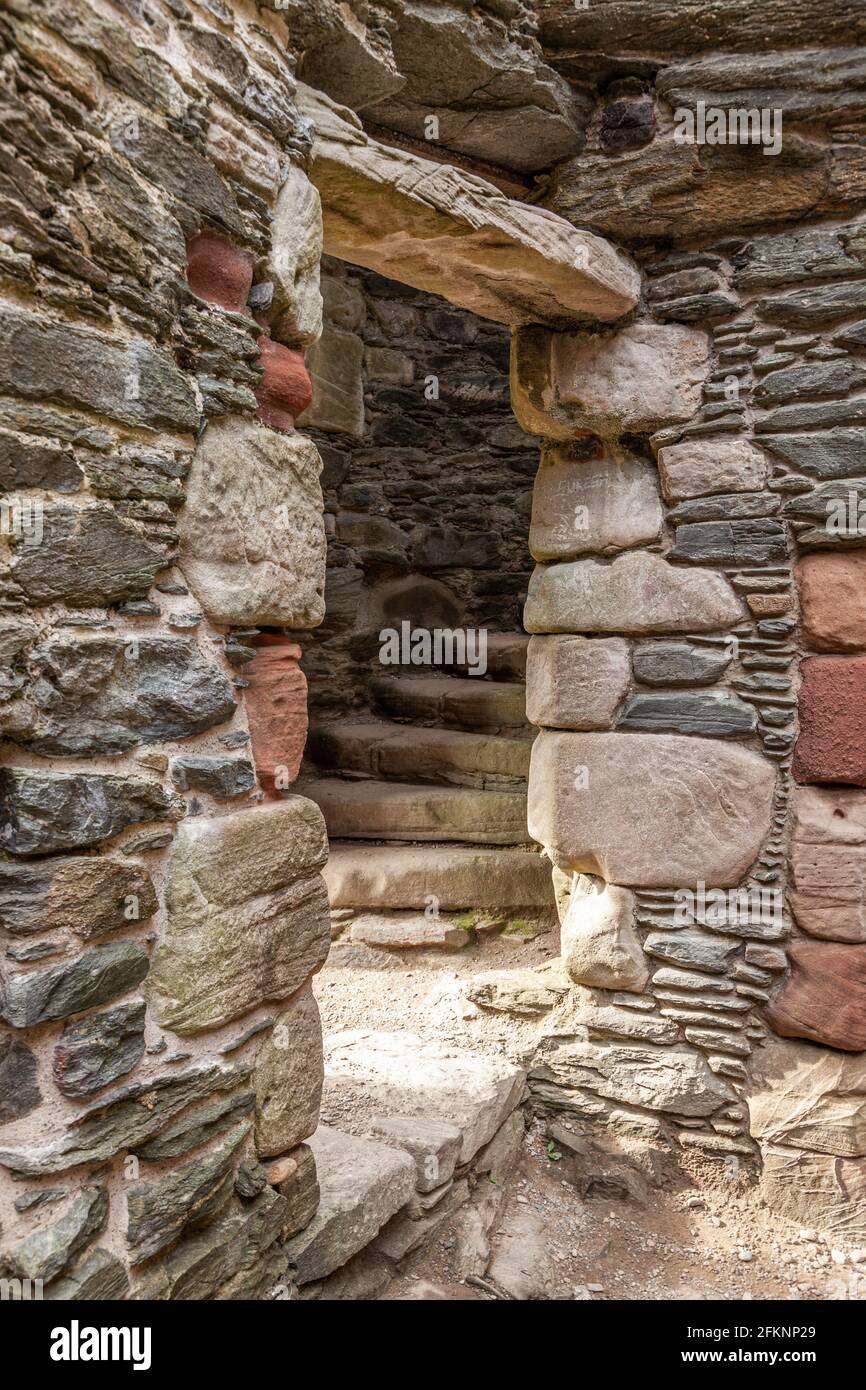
[298,258,538,714]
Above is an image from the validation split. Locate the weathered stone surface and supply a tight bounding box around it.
[0,1060,250,1177]
[760,1146,866,1244]
[544,985,680,1043]
[760,281,866,328]
[269,165,324,347]
[111,113,242,235]
[186,232,253,315]
[303,324,365,437]
[657,438,769,501]
[303,776,528,845]
[512,323,709,439]
[644,930,740,976]
[254,987,323,1160]
[734,227,866,289]
[524,551,744,635]
[526,635,630,730]
[670,519,788,566]
[749,1037,866,1158]
[1,635,236,757]
[0,768,182,857]
[759,430,866,479]
[618,691,757,738]
[0,856,157,938]
[0,309,197,431]
[658,45,866,122]
[11,502,172,608]
[244,637,309,796]
[127,1124,249,1264]
[0,1186,108,1286]
[789,786,866,943]
[0,1032,41,1124]
[136,1092,255,1163]
[798,551,866,652]
[180,416,326,629]
[171,756,255,799]
[255,338,313,432]
[53,1001,146,1098]
[467,966,569,1017]
[285,1125,416,1284]
[632,642,731,686]
[0,428,82,492]
[148,799,330,1034]
[669,492,781,523]
[349,913,471,952]
[754,358,866,407]
[322,1030,526,1164]
[323,844,554,911]
[46,1248,130,1302]
[1,941,149,1028]
[299,84,639,329]
[767,941,866,1051]
[534,1036,732,1116]
[561,877,648,992]
[367,1115,463,1194]
[266,1142,320,1238]
[794,655,866,786]
[528,731,776,886]
[529,444,662,560]
[359,1,587,174]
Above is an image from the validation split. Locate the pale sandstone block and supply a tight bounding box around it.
[526,635,630,729]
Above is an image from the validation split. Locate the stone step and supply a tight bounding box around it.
[371,674,528,729]
[307,720,532,788]
[300,778,530,844]
[284,1125,416,1285]
[324,843,555,911]
[454,632,529,681]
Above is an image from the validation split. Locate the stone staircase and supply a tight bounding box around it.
[298,635,557,938]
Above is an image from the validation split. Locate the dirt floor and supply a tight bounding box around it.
[314,927,866,1302]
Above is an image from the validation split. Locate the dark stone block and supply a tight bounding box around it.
[135,1091,255,1161]
[53,1000,146,1098]
[0,1060,252,1176]
[632,642,732,686]
[170,756,255,798]
[83,446,189,504]
[667,492,780,522]
[0,309,197,431]
[411,525,501,569]
[601,96,656,152]
[0,767,182,856]
[1,941,150,1027]
[11,502,173,608]
[110,116,243,236]
[46,1248,130,1301]
[756,398,866,433]
[734,228,864,288]
[761,430,866,478]
[759,281,866,328]
[0,1186,108,1285]
[670,518,789,566]
[618,691,757,738]
[0,429,83,493]
[0,1032,41,1125]
[0,856,158,938]
[126,1124,250,1263]
[753,359,866,406]
[5,635,237,757]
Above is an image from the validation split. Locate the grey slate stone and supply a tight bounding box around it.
[0,856,158,938]
[643,930,741,975]
[0,768,183,856]
[53,1000,146,1098]
[759,281,866,328]
[11,502,173,608]
[0,1060,251,1176]
[0,429,83,492]
[0,1187,108,1285]
[756,399,866,433]
[761,430,866,478]
[110,116,243,236]
[670,519,788,566]
[618,691,757,738]
[5,635,237,757]
[170,756,255,798]
[1,941,150,1027]
[0,309,198,432]
[126,1124,250,1264]
[753,359,866,406]
[734,228,866,289]
[0,1032,41,1124]
[135,1091,255,1161]
[46,1248,130,1301]
[632,642,732,687]
[782,477,866,523]
[667,492,780,522]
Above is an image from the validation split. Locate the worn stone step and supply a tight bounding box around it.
[324,843,555,911]
[371,674,527,729]
[308,720,532,788]
[300,778,530,844]
[284,1125,416,1285]
[454,632,530,680]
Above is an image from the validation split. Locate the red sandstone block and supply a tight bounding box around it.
[244,634,308,797]
[766,940,866,1051]
[797,550,866,652]
[255,336,313,432]
[186,233,254,314]
[793,654,866,787]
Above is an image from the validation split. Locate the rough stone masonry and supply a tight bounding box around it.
[1,0,866,1300]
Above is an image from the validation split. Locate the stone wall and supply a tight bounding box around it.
[298,260,537,714]
[0,0,331,1299]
